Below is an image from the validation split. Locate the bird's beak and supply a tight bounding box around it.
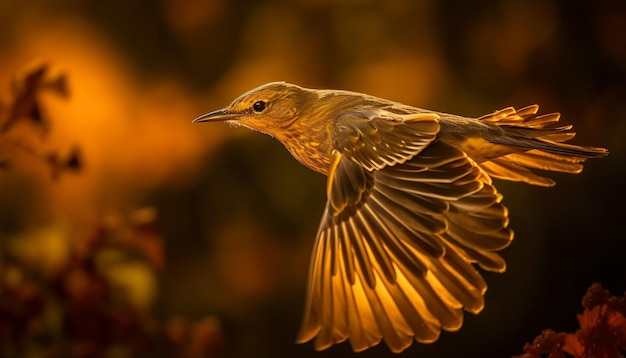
[192,108,239,123]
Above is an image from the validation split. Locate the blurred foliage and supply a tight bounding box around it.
[0,63,80,178]
[515,283,626,358]
[0,206,225,358]
[0,0,624,357]
[0,69,223,357]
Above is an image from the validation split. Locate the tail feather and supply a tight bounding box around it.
[523,112,562,128]
[477,105,539,124]
[477,105,608,186]
[480,158,557,187]
[505,150,584,173]
[540,132,576,143]
[506,138,608,158]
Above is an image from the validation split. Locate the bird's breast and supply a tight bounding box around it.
[272,125,333,175]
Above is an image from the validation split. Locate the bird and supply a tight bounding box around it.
[193,82,607,353]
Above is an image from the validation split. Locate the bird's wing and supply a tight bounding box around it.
[331,109,440,171]
[297,110,513,353]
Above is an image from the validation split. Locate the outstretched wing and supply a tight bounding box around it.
[296,110,513,353]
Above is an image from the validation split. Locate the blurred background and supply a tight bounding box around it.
[0,0,624,357]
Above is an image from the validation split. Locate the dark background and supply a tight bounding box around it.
[0,0,624,357]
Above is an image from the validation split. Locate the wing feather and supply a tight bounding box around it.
[298,148,511,352]
[334,110,440,171]
[298,111,513,352]
[360,203,429,275]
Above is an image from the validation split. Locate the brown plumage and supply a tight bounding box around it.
[193,82,607,353]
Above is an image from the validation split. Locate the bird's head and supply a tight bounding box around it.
[193,82,316,137]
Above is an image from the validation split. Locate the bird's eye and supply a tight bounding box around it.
[252,101,267,113]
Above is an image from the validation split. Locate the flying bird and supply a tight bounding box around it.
[193,82,607,353]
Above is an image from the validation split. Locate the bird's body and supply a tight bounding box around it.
[194,82,607,353]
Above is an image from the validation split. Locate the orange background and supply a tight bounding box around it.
[0,1,624,357]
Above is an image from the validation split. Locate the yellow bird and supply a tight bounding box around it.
[194,82,607,353]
